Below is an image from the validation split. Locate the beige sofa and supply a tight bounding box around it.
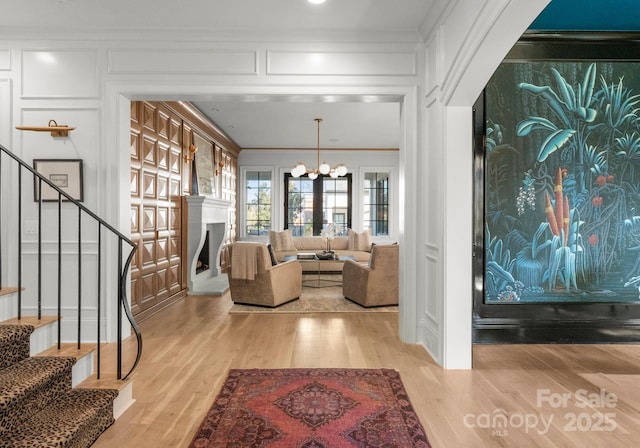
[269,230,371,272]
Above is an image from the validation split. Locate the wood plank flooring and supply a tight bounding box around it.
[92,292,640,447]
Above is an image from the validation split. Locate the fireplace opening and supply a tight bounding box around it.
[196,231,210,275]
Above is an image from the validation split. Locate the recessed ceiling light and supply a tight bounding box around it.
[308,0,326,4]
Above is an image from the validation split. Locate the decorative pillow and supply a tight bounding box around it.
[348,228,372,252]
[266,244,279,266]
[268,229,296,252]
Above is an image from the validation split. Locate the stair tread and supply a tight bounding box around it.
[0,287,22,297]
[1,315,58,329]
[77,376,131,392]
[0,356,76,409]
[0,388,118,447]
[38,342,96,359]
[0,325,33,370]
[0,325,34,343]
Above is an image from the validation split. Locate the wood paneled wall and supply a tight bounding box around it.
[130,101,239,320]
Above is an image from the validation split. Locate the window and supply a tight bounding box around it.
[245,171,271,236]
[363,172,389,236]
[285,173,352,236]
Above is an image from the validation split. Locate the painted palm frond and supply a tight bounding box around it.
[615,132,640,182]
[597,76,640,131]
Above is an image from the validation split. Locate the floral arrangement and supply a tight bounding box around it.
[321,223,338,253]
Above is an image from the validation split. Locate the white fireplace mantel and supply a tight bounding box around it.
[185,195,231,295]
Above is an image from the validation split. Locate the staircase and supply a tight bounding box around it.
[0,323,117,446]
[0,143,142,446]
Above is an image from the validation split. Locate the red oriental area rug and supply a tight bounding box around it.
[189,368,431,448]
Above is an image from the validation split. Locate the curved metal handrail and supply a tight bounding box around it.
[0,143,142,381]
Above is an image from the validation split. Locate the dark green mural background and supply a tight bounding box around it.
[485,61,640,303]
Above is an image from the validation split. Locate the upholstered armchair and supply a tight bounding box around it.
[343,244,398,307]
[228,242,302,307]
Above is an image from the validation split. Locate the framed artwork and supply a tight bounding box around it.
[193,132,215,197]
[473,33,640,337]
[33,159,84,202]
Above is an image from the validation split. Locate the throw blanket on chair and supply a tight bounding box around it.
[231,243,259,280]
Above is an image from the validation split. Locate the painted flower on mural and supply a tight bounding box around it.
[515,170,536,216]
[607,175,615,183]
[592,196,603,207]
[596,175,607,187]
[589,234,599,246]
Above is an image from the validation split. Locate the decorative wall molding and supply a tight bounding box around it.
[108,49,258,75]
[0,78,11,147]
[0,50,10,70]
[267,51,416,76]
[418,317,442,365]
[21,49,99,99]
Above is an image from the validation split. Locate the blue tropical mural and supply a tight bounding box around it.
[485,61,640,303]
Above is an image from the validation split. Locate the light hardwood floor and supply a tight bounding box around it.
[92,293,640,447]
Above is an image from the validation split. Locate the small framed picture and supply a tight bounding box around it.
[33,159,84,202]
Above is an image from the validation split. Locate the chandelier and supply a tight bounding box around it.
[291,118,347,179]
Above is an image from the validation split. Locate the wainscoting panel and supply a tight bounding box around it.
[21,50,99,98]
[266,51,416,76]
[0,50,10,70]
[0,78,11,147]
[108,49,258,75]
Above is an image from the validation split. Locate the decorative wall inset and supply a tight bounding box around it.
[21,50,98,98]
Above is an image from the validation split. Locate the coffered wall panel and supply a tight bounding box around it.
[130,101,185,319]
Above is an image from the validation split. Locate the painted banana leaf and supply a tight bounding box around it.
[517,82,571,126]
[538,129,577,162]
[516,117,558,136]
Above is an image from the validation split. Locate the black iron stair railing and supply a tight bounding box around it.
[0,143,141,380]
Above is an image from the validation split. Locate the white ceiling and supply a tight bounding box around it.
[2,0,435,35]
[3,0,439,150]
[190,98,401,149]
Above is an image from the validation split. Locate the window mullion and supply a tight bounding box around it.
[313,176,323,235]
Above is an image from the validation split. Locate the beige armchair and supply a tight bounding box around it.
[343,244,398,307]
[228,242,302,307]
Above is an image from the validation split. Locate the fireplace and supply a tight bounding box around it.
[184,196,231,295]
[196,231,210,274]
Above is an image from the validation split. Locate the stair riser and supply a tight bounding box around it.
[0,294,18,323]
[113,381,134,419]
[72,352,94,387]
[30,320,58,356]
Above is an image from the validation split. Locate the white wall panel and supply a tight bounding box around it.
[267,51,416,76]
[108,49,257,75]
[440,1,485,79]
[19,108,100,211]
[0,50,10,70]
[0,79,10,147]
[21,50,99,98]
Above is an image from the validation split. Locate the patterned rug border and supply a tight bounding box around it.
[189,368,430,447]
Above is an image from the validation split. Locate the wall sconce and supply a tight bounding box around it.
[184,143,198,163]
[16,119,75,137]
